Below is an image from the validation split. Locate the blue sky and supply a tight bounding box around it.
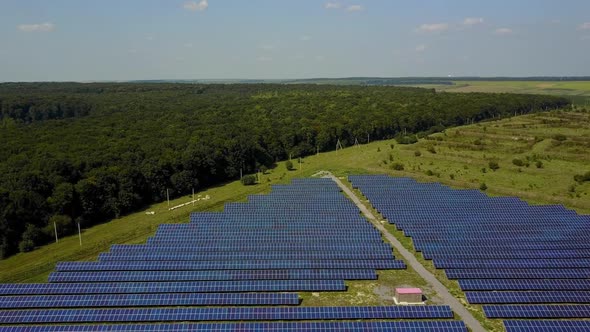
[1,0,589,81]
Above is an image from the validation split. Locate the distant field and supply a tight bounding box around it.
[429,81,590,104]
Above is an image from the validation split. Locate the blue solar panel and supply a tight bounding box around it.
[466,291,590,304]
[446,269,590,279]
[504,320,590,332]
[0,280,344,295]
[459,279,590,291]
[434,258,590,269]
[98,251,394,261]
[0,293,300,308]
[484,304,590,318]
[55,260,405,271]
[48,269,377,282]
[0,321,469,331]
[0,305,454,323]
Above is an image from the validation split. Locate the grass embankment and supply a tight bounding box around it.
[1,109,589,329]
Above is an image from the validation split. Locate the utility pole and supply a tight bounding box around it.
[77,222,82,246]
[54,221,58,243]
[317,146,319,156]
[367,133,370,144]
[166,189,170,207]
[192,188,195,206]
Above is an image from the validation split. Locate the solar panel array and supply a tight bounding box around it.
[350,174,590,327]
[0,177,467,330]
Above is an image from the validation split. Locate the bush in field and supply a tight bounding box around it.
[241,174,257,186]
[488,161,500,171]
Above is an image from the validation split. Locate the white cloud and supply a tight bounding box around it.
[300,35,312,41]
[257,56,273,62]
[17,22,55,32]
[324,2,341,9]
[417,23,449,33]
[463,17,484,25]
[415,44,427,52]
[183,0,208,12]
[347,5,363,12]
[579,22,590,30]
[494,28,513,35]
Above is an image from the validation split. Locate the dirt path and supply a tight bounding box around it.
[325,172,486,332]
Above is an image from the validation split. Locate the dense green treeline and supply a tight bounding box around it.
[0,83,569,258]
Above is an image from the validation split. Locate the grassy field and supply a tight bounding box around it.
[1,109,589,331]
[423,80,590,105]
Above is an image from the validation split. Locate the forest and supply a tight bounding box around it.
[0,83,570,258]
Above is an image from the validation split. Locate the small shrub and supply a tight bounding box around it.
[285,160,294,171]
[536,161,544,169]
[426,170,434,176]
[241,174,257,186]
[552,134,567,141]
[18,239,35,253]
[391,162,405,171]
[488,161,500,171]
[481,168,487,173]
[473,139,482,146]
[449,174,455,180]
[414,151,422,157]
[480,182,488,191]
[574,171,590,184]
[377,147,381,152]
[426,146,437,154]
[389,154,394,161]
[512,159,525,167]
[390,144,394,149]
[396,135,418,145]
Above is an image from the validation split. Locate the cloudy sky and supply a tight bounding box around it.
[1,0,590,81]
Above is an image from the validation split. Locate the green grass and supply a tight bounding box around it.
[2,109,590,331]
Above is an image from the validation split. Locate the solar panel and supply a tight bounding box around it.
[423,250,590,260]
[97,251,394,261]
[446,269,590,279]
[0,305,454,323]
[0,280,345,295]
[459,279,590,291]
[48,269,377,283]
[0,321,469,332]
[504,320,590,332]
[466,291,590,304]
[55,260,406,271]
[109,244,393,253]
[0,292,300,309]
[434,258,590,269]
[484,304,590,318]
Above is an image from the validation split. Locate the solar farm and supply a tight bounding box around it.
[350,175,590,332]
[0,178,469,331]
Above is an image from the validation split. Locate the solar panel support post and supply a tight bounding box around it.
[77,222,82,246]
[54,221,58,243]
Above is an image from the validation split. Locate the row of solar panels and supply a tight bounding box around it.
[0,321,469,331]
[48,269,378,283]
[350,175,590,326]
[0,305,455,323]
